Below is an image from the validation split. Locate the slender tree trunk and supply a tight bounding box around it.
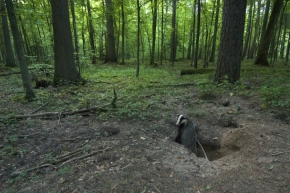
[170,0,177,65]
[194,0,201,68]
[285,31,290,65]
[273,2,287,63]
[70,0,80,72]
[254,0,283,66]
[187,22,193,59]
[214,0,247,83]
[190,0,197,67]
[242,0,253,59]
[136,0,140,77]
[50,0,80,84]
[105,0,118,62]
[87,0,97,64]
[280,14,287,58]
[121,1,125,64]
[159,0,164,65]
[260,0,270,41]
[81,0,86,56]
[209,0,220,62]
[248,0,261,59]
[5,0,35,100]
[1,0,16,67]
[150,0,157,66]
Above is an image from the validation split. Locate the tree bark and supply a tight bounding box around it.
[214,0,247,83]
[50,0,80,84]
[121,1,125,64]
[248,0,261,59]
[0,0,16,67]
[170,0,177,65]
[70,0,80,72]
[194,0,201,68]
[242,0,253,59]
[87,0,97,64]
[136,0,140,77]
[150,0,157,66]
[254,0,283,66]
[209,0,220,63]
[105,0,118,62]
[5,0,35,100]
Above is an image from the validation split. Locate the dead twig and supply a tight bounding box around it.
[57,147,111,169]
[197,139,209,161]
[121,162,132,170]
[12,147,111,178]
[271,151,290,156]
[1,87,118,120]
[30,102,49,114]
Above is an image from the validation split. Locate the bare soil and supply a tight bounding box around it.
[1,75,290,193]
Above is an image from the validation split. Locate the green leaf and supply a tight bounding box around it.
[269,165,274,170]
[206,184,211,190]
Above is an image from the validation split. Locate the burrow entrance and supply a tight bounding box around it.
[196,144,221,161]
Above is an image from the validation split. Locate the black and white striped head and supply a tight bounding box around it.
[176,114,188,126]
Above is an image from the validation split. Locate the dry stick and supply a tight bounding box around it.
[153,185,161,193]
[197,139,209,161]
[271,151,290,156]
[56,148,83,160]
[58,111,63,125]
[57,148,111,169]
[30,102,49,114]
[1,88,118,120]
[120,162,132,170]
[14,147,111,176]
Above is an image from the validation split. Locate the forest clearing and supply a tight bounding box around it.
[0,61,289,192]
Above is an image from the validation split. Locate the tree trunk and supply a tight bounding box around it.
[70,0,80,72]
[260,0,270,41]
[194,0,201,68]
[190,0,197,66]
[242,0,253,59]
[214,0,247,83]
[136,0,140,77]
[5,0,35,100]
[50,0,80,84]
[280,13,287,58]
[248,0,261,59]
[0,0,16,67]
[105,0,118,62]
[159,0,164,65]
[254,0,283,66]
[150,0,157,66]
[87,0,97,64]
[170,0,177,65]
[121,1,125,64]
[209,0,220,63]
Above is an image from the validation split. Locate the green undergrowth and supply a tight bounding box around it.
[1,60,290,121]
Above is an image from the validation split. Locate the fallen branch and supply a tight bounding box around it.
[30,102,49,114]
[271,151,290,156]
[11,147,111,178]
[1,88,117,120]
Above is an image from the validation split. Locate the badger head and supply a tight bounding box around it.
[176,114,188,126]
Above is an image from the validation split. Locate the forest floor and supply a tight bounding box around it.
[0,61,290,193]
